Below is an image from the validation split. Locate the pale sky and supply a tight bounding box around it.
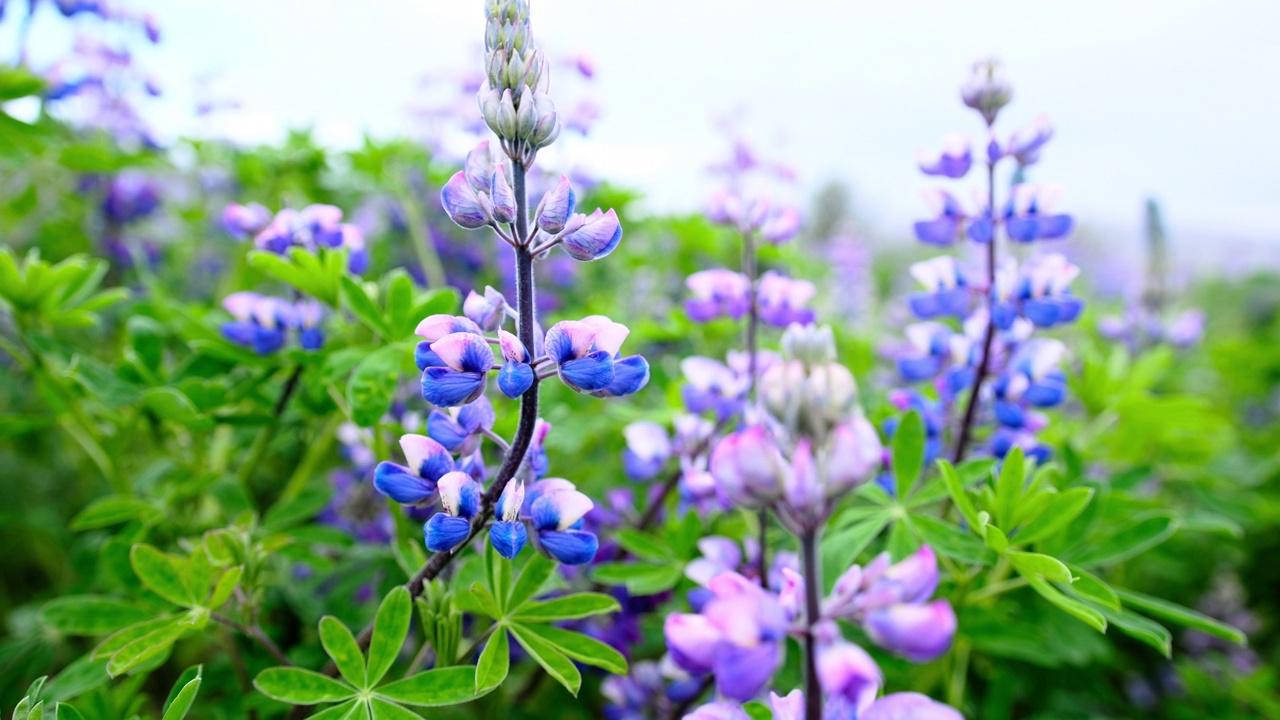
[8,0,1280,265]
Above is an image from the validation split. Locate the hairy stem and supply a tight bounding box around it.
[950,160,998,464]
[800,530,823,720]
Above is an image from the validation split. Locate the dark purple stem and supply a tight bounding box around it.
[950,159,998,464]
[801,530,823,720]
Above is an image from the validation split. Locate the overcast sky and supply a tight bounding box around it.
[10,0,1280,264]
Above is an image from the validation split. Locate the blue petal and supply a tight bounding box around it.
[530,495,561,532]
[1006,216,1039,243]
[1037,214,1073,240]
[623,449,663,480]
[425,514,473,552]
[421,368,487,407]
[937,287,970,317]
[913,218,959,246]
[994,401,1026,428]
[594,355,649,398]
[299,327,325,351]
[1023,300,1061,328]
[418,450,456,484]
[559,350,615,392]
[1024,380,1065,407]
[538,529,599,565]
[221,321,257,347]
[898,355,942,383]
[427,410,468,451]
[373,462,437,504]
[909,294,942,319]
[966,217,993,244]
[991,301,1018,330]
[498,361,535,398]
[529,446,548,479]
[415,341,445,371]
[457,397,495,433]
[490,522,528,559]
[1058,296,1084,323]
[252,327,286,355]
[457,478,481,518]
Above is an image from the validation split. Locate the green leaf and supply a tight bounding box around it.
[41,596,152,636]
[347,345,403,427]
[519,624,628,674]
[508,623,582,697]
[55,705,85,720]
[938,460,981,531]
[208,567,243,609]
[514,593,621,622]
[1071,515,1177,567]
[1065,566,1120,610]
[1013,487,1094,546]
[507,554,555,611]
[822,512,891,589]
[892,411,925,497]
[0,65,46,99]
[385,271,416,338]
[410,287,460,323]
[994,446,1025,529]
[254,668,355,704]
[106,621,185,677]
[70,497,158,531]
[342,276,393,339]
[591,562,683,596]
[614,530,673,562]
[366,587,411,687]
[1026,576,1106,633]
[1096,605,1172,657]
[369,698,422,720]
[461,583,502,620]
[130,545,195,607]
[886,518,921,560]
[1008,551,1073,584]
[983,523,1009,554]
[142,388,210,429]
[127,316,165,375]
[1114,588,1246,645]
[910,515,997,565]
[161,666,202,720]
[376,666,485,706]
[93,615,177,660]
[474,627,510,692]
[41,653,109,702]
[320,617,367,689]
[307,700,362,720]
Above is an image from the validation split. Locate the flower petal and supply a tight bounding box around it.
[559,350,615,392]
[421,368,487,408]
[425,514,473,552]
[430,332,495,373]
[498,361,535,398]
[373,461,436,504]
[537,529,599,565]
[490,521,528,559]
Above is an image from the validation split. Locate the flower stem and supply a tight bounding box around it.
[800,529,823,720]
[950,160,998,464]
[742,230,772,587]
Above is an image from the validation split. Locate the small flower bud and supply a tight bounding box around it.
[536,175,576,234]
[440,171,493,229]
[781,323,837,365]
[505,52,526,91]
[497,88,518,138]
[561,208,623,261]
[479,88,503,135]
[464,141,494,193]
[960,57,1012,126]
[490,164,516,224]
[516,87,537,139]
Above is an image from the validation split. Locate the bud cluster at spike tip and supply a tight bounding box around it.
[477,0,560,164]
[889,60,1083,465]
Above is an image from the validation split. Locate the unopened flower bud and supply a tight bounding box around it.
[781,323,836,365]
[441,172,493,229]
[490,164,515,224]
[497,88,518,138]
[825,417,881,495]
[516,88,537,139]
[464,141,494,193]
[536,176,576,234]
[960,57,1012,126]
[505,52,526,92]
[479,88,503,135]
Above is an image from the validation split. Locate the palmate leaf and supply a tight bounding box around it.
[319,617,367,689]
[1115,588,1247,645]
[130,545,196,607]
[517,624,628,674]
[1095,605,1172,658]
[513,593,620,622]
[1070,515,1178,567]
[376,666,487,706]
[507,553,556,611]
[253,668,355,705]
[41,596,152,636]
[474,628,510,692]
[483,542,512,616]
[1026,576,1107,633]
[591,561,683,595]
[366,587,411,688]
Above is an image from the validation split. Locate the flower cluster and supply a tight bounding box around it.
[220,292,326,355]
[893,58,1081,463]
[232,203,369,274]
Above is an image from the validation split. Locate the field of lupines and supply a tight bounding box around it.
[2,2,1279,719]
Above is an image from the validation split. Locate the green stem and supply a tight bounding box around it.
[966,576,1028,604]
[393,174,449,290]
[235,366,303,509]
[947,637,971,708]
[275,414,341,506]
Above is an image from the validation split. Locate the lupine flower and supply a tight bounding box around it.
[102,172,160,225]
[908,256,970,319]
[374,434,454,506]
[917,134,972,178]
[709,425,788,508]
[221,292,292,355]
[824,546,956,662]
[490,479,527,559]
[992,338,1068,429]
[441,146,496,229]
[426,396,495,454]
[222,202,271,239]
[757,272,817,327]
[1008,115,1053,166]
[912,189,968,246]
[535,175,576,234]
[664,571,786,702]
[294,299,325,351]
[1015,254,1085,327]
[560,208,624,261]
[415,314,484,369]
[895,322,955,383]
[816,632,883,713]
[1004,184,1073,243]
[770,689,962,720]
[684,704,750,720]
[622,421,672,480]
[252,204,368,272]
[463,286,509,331]
[420,331,495,407]
[424,471,481,552]
[544,316,648,397]
[685,269,751,322]
[496,329,535,398]
[525,478,599,565]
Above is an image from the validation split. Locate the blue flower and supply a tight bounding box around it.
[490,480,527,559]
[424,471,481,552]
[420,332,494,407]
[426,397,495,454]
[524,479,598,565]
[373,434,454,505]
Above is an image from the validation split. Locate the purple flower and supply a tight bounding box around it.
[861,693,964,720]
[1004,184,1073,243]
[496,329,535,399]
[102,172,160,225]
[544,316,647,397]
[816,635,883,713]
[1012,254,1084,328]
[420,332,495,407]
[908,257,970,319]
[222,202,271,239]
[373,434,454,505]
[490,480,528,559]
[536,175,577,234]
[757,272,817,327]
[895,322,954,383]
[426,397,495,454]
[526,479,598,565]
[463,286,509,331]
[960,56,1012,125]
[295,299,325,351]
[560,208,624,261]
[1008,115,1053,166]
[685,269,751,323]
[424,471,481,552]
[622,421,672,480]
[441,171,493,229]
[864,601,958,663]
[917,134,972,178]
[709,426,787,508]
[682,704,750,720]
[912,189,968,246]
[221,292,292,355]
[664,571,786,702]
